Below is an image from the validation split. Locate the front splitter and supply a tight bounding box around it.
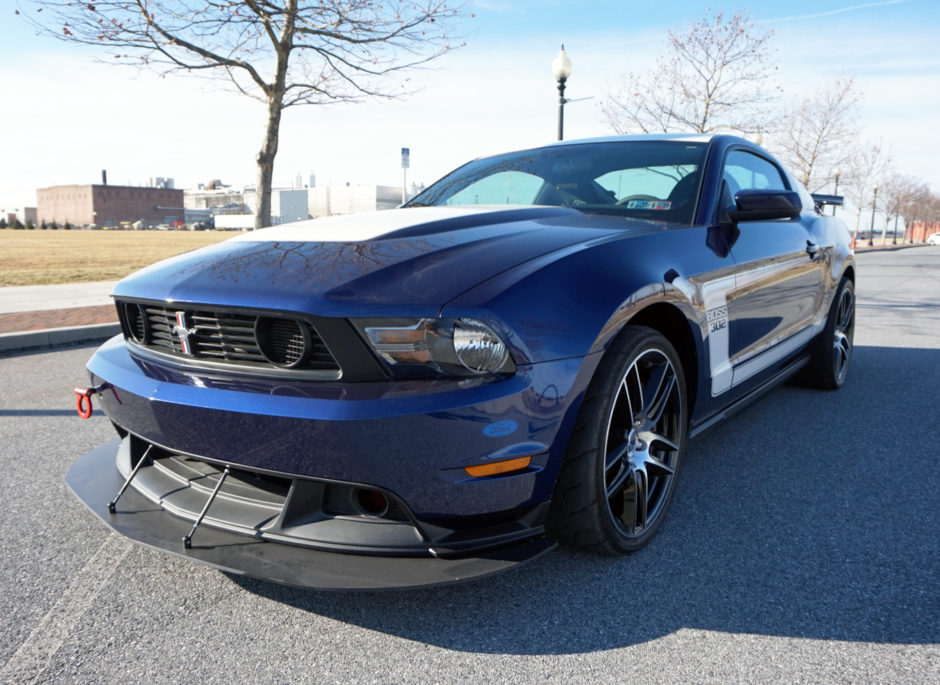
[66,440,557,591]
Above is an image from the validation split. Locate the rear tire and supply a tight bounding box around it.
[548,326,688,554]
[804,278,855,389]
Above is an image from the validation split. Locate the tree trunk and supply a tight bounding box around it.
[253,5,294,231]
[254,93,283,230]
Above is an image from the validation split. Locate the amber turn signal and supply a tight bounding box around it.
[464,456,532,478]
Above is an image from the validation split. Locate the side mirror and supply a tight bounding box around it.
[727,189,802,223]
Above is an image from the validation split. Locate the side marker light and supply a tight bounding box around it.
[464,456,532,478]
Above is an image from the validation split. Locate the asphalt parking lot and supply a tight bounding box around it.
[1,248,937,684]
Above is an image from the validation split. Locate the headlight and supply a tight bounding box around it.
[356,318,515,377]
[453,318,510,374]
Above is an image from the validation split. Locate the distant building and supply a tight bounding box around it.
[187,182,410,229]
[209,187,310,230]
[244,188,309,224]
[184,187,247,215]
[37,184,184,228]
[2,206,37,226]
[308,184,402,219]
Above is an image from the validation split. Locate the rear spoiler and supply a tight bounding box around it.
[812,193,844,213]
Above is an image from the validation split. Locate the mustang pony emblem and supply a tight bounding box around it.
[172,311,197,354]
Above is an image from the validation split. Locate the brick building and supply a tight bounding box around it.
[907,221,940,242]
[36,184,184,228]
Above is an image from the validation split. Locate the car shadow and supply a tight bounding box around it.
[228,344,939,654]
[0,409,88,416]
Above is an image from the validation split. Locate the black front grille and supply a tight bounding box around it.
[257,317,308,367]
[146,307,260,361]
[122,302,146,342]
[118,300,340,377]
[267,319,305,365]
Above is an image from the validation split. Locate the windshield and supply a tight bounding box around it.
[406,141,708,224]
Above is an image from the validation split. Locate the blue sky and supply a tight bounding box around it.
[2,0,938,212]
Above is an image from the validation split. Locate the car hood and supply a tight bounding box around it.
[112,206,647,317]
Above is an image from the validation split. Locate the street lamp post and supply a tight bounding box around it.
[401,147,410,205]
[868,184,879,247]
[832,167,842,216]
[552,45,572,141]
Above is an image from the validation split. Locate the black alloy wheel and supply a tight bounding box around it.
[805,277,855,390]
[831,281,855,386]
[549,326,688,554]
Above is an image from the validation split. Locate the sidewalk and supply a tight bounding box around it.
[0,281,120,353]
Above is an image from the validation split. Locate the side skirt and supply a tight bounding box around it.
[689,354,810,439]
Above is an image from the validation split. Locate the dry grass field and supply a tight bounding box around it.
[0,229,233,286]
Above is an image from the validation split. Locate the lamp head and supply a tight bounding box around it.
[552,45,572,81]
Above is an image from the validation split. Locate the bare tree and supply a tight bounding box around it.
[843,141,892,241]
[19,0,463,229]
[601,10,779,135]
[879,173,923,245]
[774,76,860,193]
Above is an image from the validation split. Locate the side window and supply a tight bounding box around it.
[444,171,545,206]
[723,150,788,192]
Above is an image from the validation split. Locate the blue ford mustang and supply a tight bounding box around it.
[68,134,855,589]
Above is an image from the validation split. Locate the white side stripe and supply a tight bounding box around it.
[702,254,823,397]
[701,275,735,396]
[731,325,819,386]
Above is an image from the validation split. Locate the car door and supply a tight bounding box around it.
[721,149,826,390]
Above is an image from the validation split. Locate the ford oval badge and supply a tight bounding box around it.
[483,420,518,438]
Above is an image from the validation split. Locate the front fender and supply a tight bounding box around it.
[442,226,728,366]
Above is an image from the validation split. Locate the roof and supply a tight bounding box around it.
[547,133,716,148]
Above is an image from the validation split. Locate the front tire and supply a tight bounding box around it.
[548,327,688,554]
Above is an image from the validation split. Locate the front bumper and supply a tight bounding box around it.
[71,335,597,588]
[86,335,590,521]
[67,439,557,590]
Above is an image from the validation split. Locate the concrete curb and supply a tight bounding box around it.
[855,243,931,253]
[0,323,121,354]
